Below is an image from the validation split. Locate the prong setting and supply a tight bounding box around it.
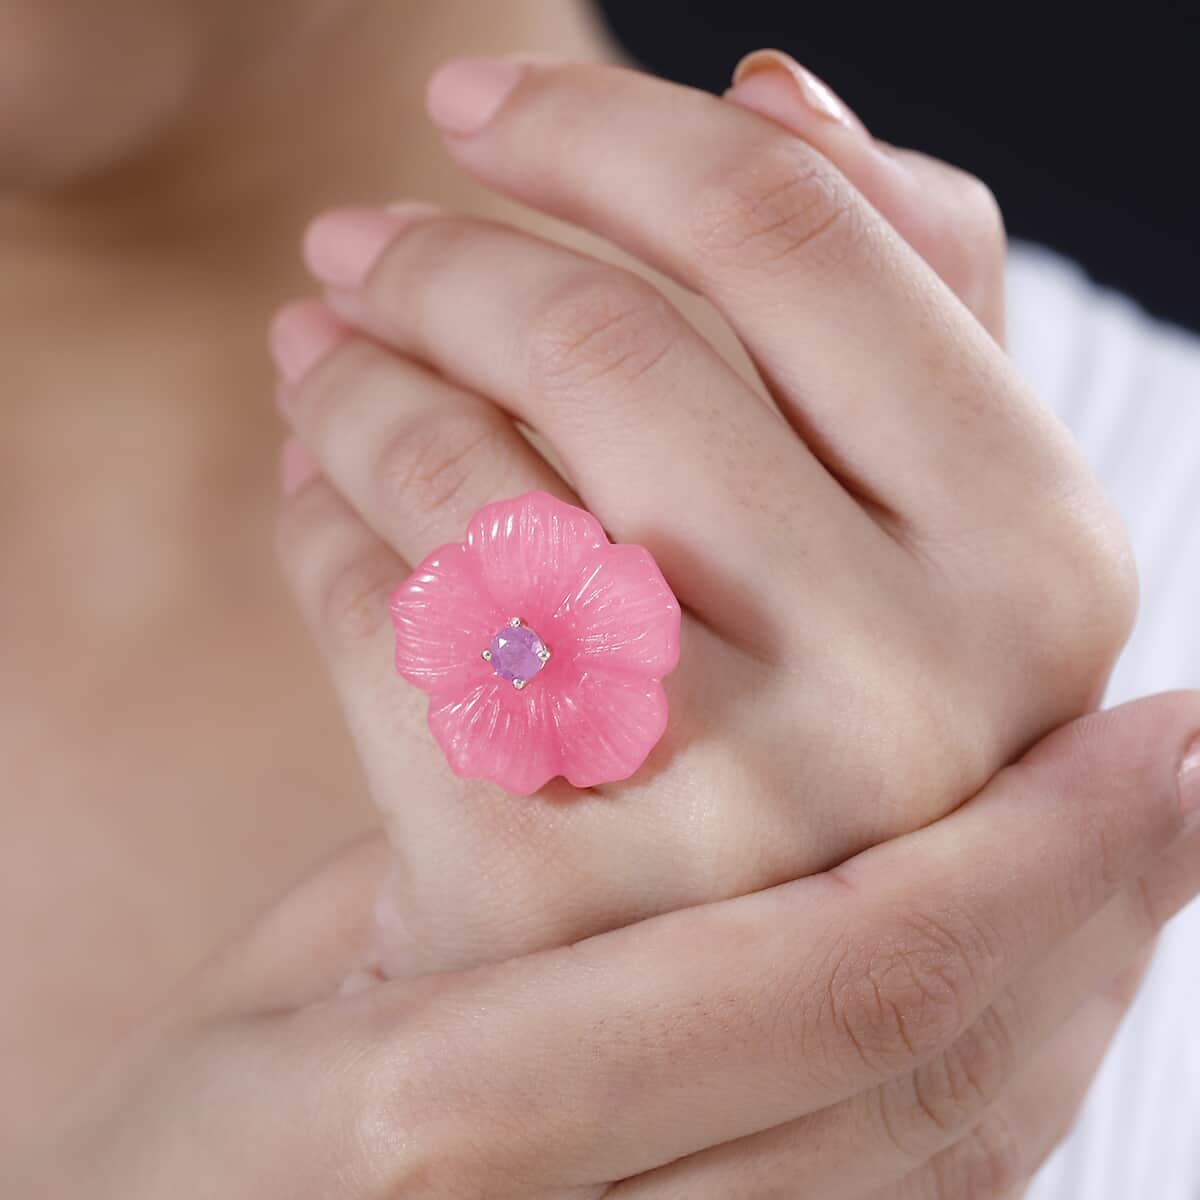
[483,616,550,690]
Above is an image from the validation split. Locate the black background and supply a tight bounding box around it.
[597,2,1199,333]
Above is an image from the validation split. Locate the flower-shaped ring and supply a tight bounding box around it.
[389,491,682,796]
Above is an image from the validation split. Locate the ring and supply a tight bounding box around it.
[389,490,681,796]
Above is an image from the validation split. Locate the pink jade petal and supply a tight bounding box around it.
[554,543,681,675]
[428,677,561,797]
[390,490,682,795]
[390,545,504,692]
[464,491,607,625]
[548,668,670,789]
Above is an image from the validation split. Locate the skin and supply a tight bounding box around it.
[2,3,1195,1195]
[272,58,1133,984]
[16,695,1200,1198]
[0,0,612,1150]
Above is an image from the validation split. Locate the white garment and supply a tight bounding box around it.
[1006,243,1200,1199]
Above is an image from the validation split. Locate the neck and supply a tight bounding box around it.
[0,0,615,649]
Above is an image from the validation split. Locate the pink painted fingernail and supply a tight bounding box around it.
[1180,734,1200,825]
[303,202,438,290]
[279,437,319,497]
[426,55,527,135]
[730,49,865,134]
[268,301,346,384]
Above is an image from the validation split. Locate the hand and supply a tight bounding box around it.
[269,55,1133,976]
[19,697,1200,1198]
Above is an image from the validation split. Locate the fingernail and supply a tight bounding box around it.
[279,437,319,497]
[268,301,346,384]
[1180,734,1200,825]
[303,202,437,290]
[730,49,864,134]
[426,55,527,135]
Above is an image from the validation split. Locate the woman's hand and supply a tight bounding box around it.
[19,697,1200,1198]
[269,56,1133,976]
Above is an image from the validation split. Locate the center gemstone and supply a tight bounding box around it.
[487,622,549,686]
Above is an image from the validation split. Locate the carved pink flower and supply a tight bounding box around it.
[390,491,681,796]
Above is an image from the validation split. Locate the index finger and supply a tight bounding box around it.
[351,692,1200,1192]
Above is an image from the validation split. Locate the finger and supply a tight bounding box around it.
[270,299,571,565]
[301,205,883,638]
[343,693,1200,1190]
[879,146,1008,344]
[274,436,405,666]
[882,974,1141,1200]
[724,50,1006,341]
[272,441,461,849]
[423,57,1082,532]
[269,330,758,983]
[273,450,526,983]
[614,822,1200,1198]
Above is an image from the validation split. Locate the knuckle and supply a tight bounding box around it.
[1025,493,1138,694]
[686,137,866,276]
[819,908,981,1076]
[319,546,398,645]
[1064,501,1139,653]
[937,169,1006,314]
[906,1001,1018,1146]
[363,215,476,321]
[954,170,1007,261]
[372,409,504,530]
[524,268,683,399]
[292,337,377,429]
[274,483,325,575]
[349,1059,451,1197]
[346,1010,491,1200]
[941,1110,1028,1200]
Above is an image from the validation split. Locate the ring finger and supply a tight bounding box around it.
[270,301,762,979]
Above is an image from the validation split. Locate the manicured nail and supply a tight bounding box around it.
[1180,734,1200,825]
[730,49,864,134]
[279,437,319,497]
[426,55,527,135]
[268,301,345,384]
[303,202,437,290]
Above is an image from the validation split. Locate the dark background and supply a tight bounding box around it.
[598,2,1199,333]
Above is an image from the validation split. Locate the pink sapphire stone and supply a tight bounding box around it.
[488,623,548,684]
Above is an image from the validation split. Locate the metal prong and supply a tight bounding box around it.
[509,616,522,627]
[481,649,492,661]
[536,647,551,662]
[512,678,527,690]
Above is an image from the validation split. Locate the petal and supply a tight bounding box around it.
[427,678,561,797]
[464,490,608,626]
[390,544,504,693]
[555,544,681,677]
[549,666,670,789]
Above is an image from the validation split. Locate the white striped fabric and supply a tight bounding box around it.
[1006,242,1200,1199]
